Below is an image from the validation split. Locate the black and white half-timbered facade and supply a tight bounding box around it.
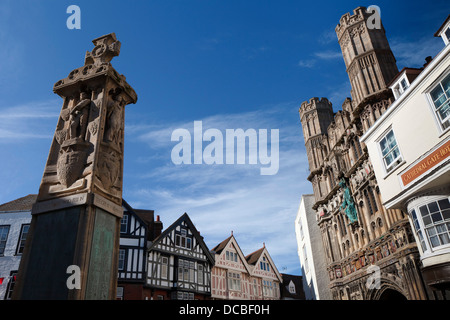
[117,200,158,300]
[147,213,215,300]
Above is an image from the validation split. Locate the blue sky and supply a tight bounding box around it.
[0,1,449,276]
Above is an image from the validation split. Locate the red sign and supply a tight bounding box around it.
[401,139,450,186]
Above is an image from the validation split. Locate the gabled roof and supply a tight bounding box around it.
[280,274,305,300]
[434,14,450,37]
[211,235,233,254]
[149,212,215,265]
[0,194,37,212]
[387,67,423,88]
[246,245,283,282]
[122,199,152,227]
[211,233,253,274]
[245,247,265,265]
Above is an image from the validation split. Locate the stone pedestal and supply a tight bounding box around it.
[12,33,137,300]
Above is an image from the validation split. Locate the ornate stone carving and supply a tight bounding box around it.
[37,33,137,205]
[339,178,358,224]
[84,33,121,66]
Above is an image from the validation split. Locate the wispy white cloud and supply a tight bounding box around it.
[298,50,342,69]
[297,59,316,68]
[390,36,444,69]
[124,102,311,274]
[0,100,59,141]
[314,50,342,60]
[318,28,337,45]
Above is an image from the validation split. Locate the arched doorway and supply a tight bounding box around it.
[378,289,407,300]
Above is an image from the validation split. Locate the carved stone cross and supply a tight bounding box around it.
[13,33,138,300]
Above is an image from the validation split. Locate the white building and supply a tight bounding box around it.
[294,194,331,299]
[360,15,450,297]
[0,194,36,300]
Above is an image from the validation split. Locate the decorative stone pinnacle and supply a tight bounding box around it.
[84,33,121,66]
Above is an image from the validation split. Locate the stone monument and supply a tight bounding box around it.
[12,33,137,300]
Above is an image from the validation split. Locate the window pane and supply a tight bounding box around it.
[437,102,450,121]
[443,209,450,220]
[387,132,396,149]
[430,235,440,247]
[186,238,191,249]
[432,212,443,223]
[439,233,450,245]
[380,137,388,155]
[419,205,429,217]
[442,74,450,95]
[431,85,445,107]
[427,227,437,236]
[439,199,450,210]
[385,152,394,166]
[436,224,447,233]
[428,202,439,213]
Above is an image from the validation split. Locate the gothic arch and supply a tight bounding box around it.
[366,279,408,300]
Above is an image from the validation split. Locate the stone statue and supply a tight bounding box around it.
[68,91,91,140]
[105,93,124,148]
[339,178,358,224]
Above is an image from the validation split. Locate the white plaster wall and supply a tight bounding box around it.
[0,211,31,299]
[363,44,450,206]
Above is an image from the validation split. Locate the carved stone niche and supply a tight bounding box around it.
[37,33,137,206]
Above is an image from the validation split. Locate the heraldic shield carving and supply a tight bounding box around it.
[35,33,137,206]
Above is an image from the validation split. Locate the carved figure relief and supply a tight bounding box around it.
[68,91,91,141]
[51,91,94,191]
[104,91,124,149]
[94,88,125,198]
[96,149,121,192]
[339,178,358,224]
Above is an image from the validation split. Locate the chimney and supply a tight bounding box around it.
[152,215,163,240]
[423,56,433,68]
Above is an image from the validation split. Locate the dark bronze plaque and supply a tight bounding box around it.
[85,208,116,299]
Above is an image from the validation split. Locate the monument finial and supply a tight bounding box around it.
[84,33,121,66]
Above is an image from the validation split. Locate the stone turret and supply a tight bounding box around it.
[336,6,398,107]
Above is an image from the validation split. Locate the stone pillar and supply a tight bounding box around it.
[12,33,137,300]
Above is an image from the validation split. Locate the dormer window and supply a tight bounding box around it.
[445,27,450,45]
[400,79,408,92]
[288,280,296,294]
[392,76,410,99]
[175,228,192,249]
[434,15,450,46]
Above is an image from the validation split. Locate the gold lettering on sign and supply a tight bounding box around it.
[401,139,450,186]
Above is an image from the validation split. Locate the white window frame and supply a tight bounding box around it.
[376,126,403,175]
[260,256,270,272]
[16,224,30,255]
[120,214,128,233]
[161,256,168,279]
[288,280,296,294]
[118,249,126,270]
[392,74,410,100]
[175,228,192,250]
[227,272,241,291]
[0,225,10,256]
[408,196,450,258]
[425,69,450,134]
